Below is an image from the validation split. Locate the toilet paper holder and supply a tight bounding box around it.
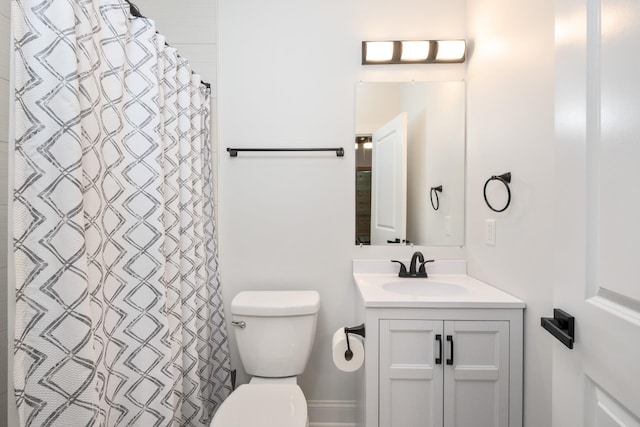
[344,324,366,361]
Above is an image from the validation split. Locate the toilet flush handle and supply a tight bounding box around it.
[231,321,246,329]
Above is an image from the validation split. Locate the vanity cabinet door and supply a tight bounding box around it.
[378,319,511,427]
[379,319,444,427]
[444,321,510,427]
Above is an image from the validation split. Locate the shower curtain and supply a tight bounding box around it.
[12,0,232,425]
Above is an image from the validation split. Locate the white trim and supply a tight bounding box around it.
[307,400,356,426]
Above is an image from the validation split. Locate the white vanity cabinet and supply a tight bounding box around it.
[352,264,524,427]
[379,318,511,427]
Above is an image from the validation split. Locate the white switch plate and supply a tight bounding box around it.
[485,219,496,246]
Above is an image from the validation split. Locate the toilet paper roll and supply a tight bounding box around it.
[332,327,365,372]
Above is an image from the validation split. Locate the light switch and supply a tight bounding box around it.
[485,219,496,246]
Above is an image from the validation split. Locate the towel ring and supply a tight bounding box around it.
[430,185,443,211]
[483,172,512,213]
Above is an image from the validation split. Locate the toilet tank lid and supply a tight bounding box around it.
[232,290,320,316]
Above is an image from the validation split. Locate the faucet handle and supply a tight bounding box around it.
[418,259,435,275]
[391,260,408,276]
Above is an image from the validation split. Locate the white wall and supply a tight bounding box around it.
[465,1,555,426]
[218,0,467,407]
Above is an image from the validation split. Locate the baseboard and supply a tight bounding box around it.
[307,400,356,427]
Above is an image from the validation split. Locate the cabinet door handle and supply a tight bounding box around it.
[435,334,442,365]
[446,335,454,365]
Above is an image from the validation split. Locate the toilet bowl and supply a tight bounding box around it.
[210,290,320,427]
[210,383,308,427]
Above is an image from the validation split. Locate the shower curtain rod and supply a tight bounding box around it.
[123,0,211,89]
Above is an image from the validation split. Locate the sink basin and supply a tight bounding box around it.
[382,280,468,296]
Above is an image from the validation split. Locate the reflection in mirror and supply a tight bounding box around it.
[355,81,465,246]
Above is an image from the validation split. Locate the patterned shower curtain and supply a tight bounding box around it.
[12,0,232,425]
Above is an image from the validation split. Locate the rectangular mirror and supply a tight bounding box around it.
[355,81,465,246]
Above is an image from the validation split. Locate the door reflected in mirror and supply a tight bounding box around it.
[355,81,465,246]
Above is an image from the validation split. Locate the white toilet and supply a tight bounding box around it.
[210,290,321,427]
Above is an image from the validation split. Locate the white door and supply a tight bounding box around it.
[554,0,640,425]
[370,113,407,245]
[379,319,443,427]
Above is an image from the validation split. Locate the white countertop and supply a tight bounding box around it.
[353,260,525,309]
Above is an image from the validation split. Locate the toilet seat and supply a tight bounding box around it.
[210,384,308,427]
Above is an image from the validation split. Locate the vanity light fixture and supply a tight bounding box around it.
[363,41,394,62]
[400,41,431,61]
[362,40,466,64]
[435,40,467,61]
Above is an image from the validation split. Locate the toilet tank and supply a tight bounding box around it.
[231,290,320,378]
